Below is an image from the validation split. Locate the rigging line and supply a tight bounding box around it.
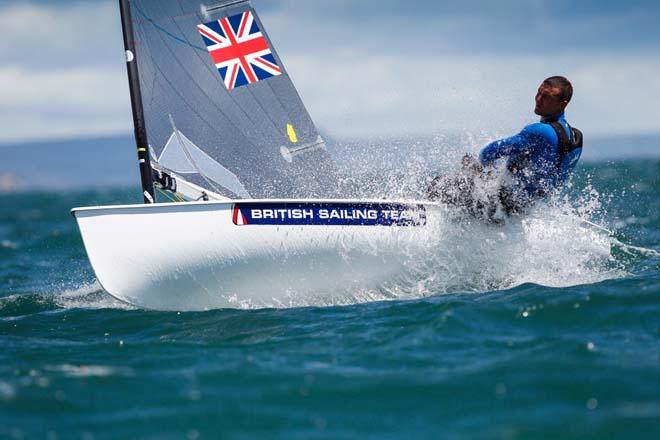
[167,114,227,196]
[577,218,659,256]
[579,218,615,236]
[157,187,182,202]
[176,0,285,137]
[143,1,276,154]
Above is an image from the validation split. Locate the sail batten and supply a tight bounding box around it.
[202,1,251,15]
[127,0,338,199]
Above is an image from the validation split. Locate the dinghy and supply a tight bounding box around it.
[73,0,443,310]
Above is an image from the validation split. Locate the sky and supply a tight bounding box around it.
[1,0,659,144]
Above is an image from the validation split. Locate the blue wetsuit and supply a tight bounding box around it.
[479,113,582,205]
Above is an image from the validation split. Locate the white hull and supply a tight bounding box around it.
[73,199,445,311]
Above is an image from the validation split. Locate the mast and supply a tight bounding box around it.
[119,0,156,204]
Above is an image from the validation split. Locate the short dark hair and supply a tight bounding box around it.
[543,76,573,102]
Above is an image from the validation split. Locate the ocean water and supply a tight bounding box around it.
[0,159,658,439]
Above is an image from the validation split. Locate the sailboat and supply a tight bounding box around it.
[72,0,444,310]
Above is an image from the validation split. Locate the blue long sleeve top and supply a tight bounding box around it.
[478,113,582,198]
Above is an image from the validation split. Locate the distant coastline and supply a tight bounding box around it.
[0,135,138,194]
[1,132,658,193]
[0,173,22,193]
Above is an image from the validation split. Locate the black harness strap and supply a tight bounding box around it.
[548,121,583,169]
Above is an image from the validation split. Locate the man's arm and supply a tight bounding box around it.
[479,126,541,166]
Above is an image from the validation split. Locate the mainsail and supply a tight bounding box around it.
[124,0,339,199]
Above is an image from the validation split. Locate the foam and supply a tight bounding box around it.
[217,193,624,310]
[54,281,135,310]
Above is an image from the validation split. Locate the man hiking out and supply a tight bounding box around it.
[428,76,583,221]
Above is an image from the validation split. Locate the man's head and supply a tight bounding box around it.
[534,76,572,117]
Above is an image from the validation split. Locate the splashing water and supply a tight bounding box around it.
[208,158,629,310]
[54,282,135,310]
[1,137,653,311]
[321,136,629,306]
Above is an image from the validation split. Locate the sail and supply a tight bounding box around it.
[126,0,339,199]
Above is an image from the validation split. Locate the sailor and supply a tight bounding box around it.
[429,76,583,220]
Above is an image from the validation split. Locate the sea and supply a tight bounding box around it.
[0,147,658,438]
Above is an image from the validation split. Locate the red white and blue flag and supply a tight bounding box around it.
[197,10,282,90]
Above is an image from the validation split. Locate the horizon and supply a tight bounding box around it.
[1,131,658,194]
[3,129,660,149]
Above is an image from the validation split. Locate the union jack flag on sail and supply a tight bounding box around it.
[197,10,282,90]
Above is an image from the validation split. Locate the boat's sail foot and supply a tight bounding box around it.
[128,0,340,200]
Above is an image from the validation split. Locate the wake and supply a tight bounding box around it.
[0,282,134,318]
